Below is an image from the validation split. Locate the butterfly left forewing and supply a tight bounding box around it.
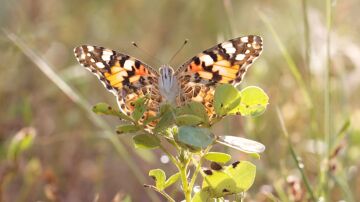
[175,35,263,118]
[74,45,162,125]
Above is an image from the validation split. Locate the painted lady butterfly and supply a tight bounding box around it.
[74,35,263,126]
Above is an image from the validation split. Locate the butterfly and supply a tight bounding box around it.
[74,35,263,126]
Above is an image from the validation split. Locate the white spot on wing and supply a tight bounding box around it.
[245,49,250,54]
[221,41,233,49]
[124,60,134,70]
[241,37,248,43]
[90,58,96,63]
[79,53,86,60]
[96,62,105,68]
[235,54,245,60]
[225,47,236,54]
[87,46,94,51]
[200,54,214,66]
[102,54,111,61]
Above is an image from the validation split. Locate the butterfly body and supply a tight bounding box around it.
[74,35,263,124]
[158,65,179,105]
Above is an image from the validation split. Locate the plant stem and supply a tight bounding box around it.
[189,147,211,192]
[159,145,179,169]
[180,159,191,202]
[144,185,176,202]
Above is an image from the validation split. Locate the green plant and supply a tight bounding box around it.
[93,84,268,201]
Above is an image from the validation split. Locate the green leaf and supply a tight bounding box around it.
[8,127,36,160]
[164,172,180,188]
[177,126,215,149]
[191,188,211,202]
[176,102,209,124]
[217,135,265,154]
[143,115,159,126]
[224,161,256,191]
[248,153,261,159]
[132,134,160,149]
[214,84,242,116]
[92,103,132,121]
[175,114,203,126]
[202,169,237,198]
[154,106,175,133]
[204,152,231,164]
[131,97,148,122]
[149,169,166,190]
[235,86,269,117]
[116,124,141,134]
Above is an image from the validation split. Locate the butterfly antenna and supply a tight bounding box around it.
[168,39,189,64]
[131,41,162,66]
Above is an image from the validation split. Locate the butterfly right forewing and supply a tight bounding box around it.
[175,35,263,119]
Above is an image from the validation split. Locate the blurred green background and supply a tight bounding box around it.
[1,0,360,201]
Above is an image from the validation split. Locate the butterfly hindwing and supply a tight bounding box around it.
[74,45,161,122]
[175,35,263,118]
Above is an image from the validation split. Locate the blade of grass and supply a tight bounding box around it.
[276,107,317,201]
[301,0,311,79]
[321,0,333,200]
[258,12,312,109]
[3,30,160,201]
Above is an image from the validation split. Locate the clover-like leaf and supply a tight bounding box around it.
[116,124,141,134]
[164,172,180,188]
[224,161,256,191]
[175,114,203,126]
[149,169,166,190]
[202,169,237,198]
[154,111,174,133]
[176,102,209,125]
[177,126,215,149]
[234,86,269,117]
[133,134,160,149]
[214,84,242,116]
[204,152,231,164]
[131,97,148,122]
[217,135,265,154]
[92,103,132,121]
[191,188,211,202]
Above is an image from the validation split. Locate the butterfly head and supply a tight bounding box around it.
[159,65,178,105]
